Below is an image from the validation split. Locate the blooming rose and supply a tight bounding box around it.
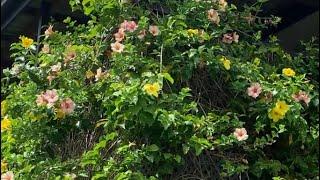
[60,98,75,114]
[292,91,311,105]
[247,83,262,98]
[43,89,59,107]
[120,20,138,32]
[233,128,248,141]
[111,42,125,53]
[1,171,14,180]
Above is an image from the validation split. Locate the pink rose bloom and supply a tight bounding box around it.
[45,25,54,38]
[60,98,75,114]
[1,171,14,180]
[36,93,48,106]
[292,91,311,105]
[233,128,248,141]
[138,29,146,39]
[247,83,262,98]
[43,89,59,107]
[120,20,138,32]
[114,28,125,42]
[149,25,160,36]
[111,42,125,53]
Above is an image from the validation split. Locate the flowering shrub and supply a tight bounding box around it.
[1,0,319,179]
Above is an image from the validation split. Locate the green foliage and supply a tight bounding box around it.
[1,0,318,179]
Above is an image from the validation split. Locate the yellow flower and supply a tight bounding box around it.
[56,109,65,119]
[1,116,12,132]
[143,83,161,97]
[1,161,7,172]
[268,107,285,122]
[220,57,231,70]
[275,100,290,114]
[1,100,8,116]
[282,68,295,77]
[86,70,95,79]
[187,29,199,37]
[20,36,34,48]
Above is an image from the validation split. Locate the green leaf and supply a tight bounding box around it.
[146,144,159,152]
[162,73,174,84]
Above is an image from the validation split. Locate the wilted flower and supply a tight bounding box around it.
[51,62,62,73]
[247,83,262,98]
[60,98,75,115]
[45,25,54,38]
[222,32,239,44]
[111,42,125,53]
[47,75,56,85]
[114,28,125,42]
[143,83,161,97]
[138,29,146,39]
[233,128,248,141]
[95,68,105,81]
[149,25,160,36]
[1,161,7,172]
[218,0,228,11]
[207,9,220,25]
[1,171,14,180]
[64,50,76,64]
[41,44,50,53]
[20,36,33,48]
[86,70,95,79]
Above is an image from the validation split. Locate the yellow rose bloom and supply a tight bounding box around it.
[282,68,295,77]
[20,36,34,48]
[1,100,8,116]
[143,83,161,97]
[1,161,7,172]
[268,107,285,122]
[1,116,12,131]
[275,100,290,115]
[220,57,231,70]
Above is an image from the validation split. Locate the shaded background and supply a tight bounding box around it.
[1,0,319,72]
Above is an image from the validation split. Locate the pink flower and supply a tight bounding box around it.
[43,89,59,107]
[207,9,220,25]
[247,83,262,98]
[114,28,125,42]
[138,29,146,39]
[120,20,138,32]
[292,91,311,106]
[1,171,14,180]
[60,98,75,114]
[36,93,48,106]
[111,42,125,53]
[233,128,248,141]
[149,25,160,36]
[45,25,54,38]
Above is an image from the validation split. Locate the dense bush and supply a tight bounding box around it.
[1,0,319,179]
